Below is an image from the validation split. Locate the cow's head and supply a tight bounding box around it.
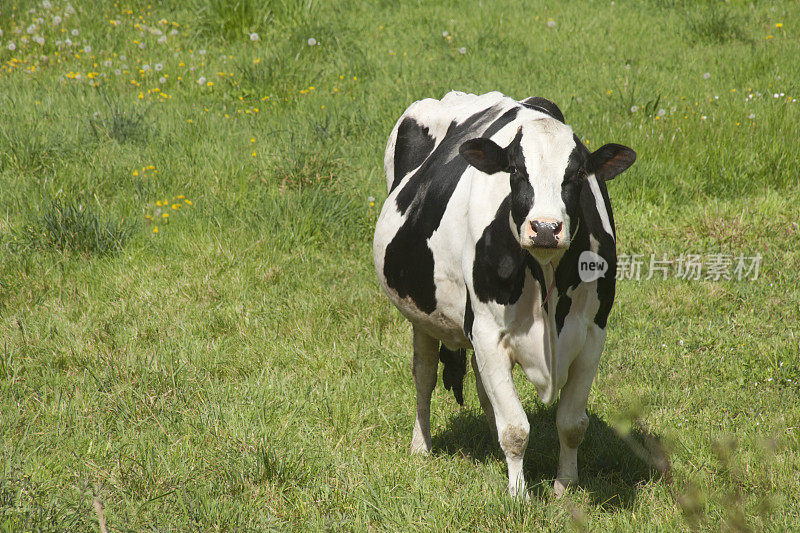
[459,112,635,265]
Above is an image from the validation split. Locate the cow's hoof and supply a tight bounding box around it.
[410,440,431,456]
[554,477,578,497]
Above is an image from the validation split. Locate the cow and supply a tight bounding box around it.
[372,91,636,497]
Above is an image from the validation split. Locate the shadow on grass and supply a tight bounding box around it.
[431,404,667,510]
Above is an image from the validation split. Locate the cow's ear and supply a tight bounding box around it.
[459,138,510,175]
[587,143,636,181]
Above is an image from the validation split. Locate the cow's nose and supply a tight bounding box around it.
[529,219,563,247]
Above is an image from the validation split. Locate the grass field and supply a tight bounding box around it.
[1,0,800,530]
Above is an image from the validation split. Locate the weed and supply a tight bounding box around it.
[88,93,151,144]
[13,199,134,256]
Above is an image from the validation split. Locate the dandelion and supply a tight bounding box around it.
[442,31,449,37]
[703,72,710,79]
[170,29,178,35]
[71,28,79,36]
[103,59,112,67]
[139,42,146,49]
[7,42,16,51]
[27,24,37,35]
[250,32,259,41]
[153,226,158,233]
[459,47,466,54]
[657,108,666,117]
[198,76,206,85]
[630,105,638,113]
[748,113,755,119]
[114,69,121,75]
[43,0,52,8]
[53,15,61,24]
[155,63,163,71]
[66,4,75,14]
[83,45,91,53]
[120,54,127,61]
[34,36,45,45]
[547,19,556,28]
[185,200,192,205]
[143,64,151,71]
[307,37,317,46]
[65,38,72,46]
[158,35,167,44]
[198,48,206,55]
[776,23,783,28]
[701,115,706,120]
[162,213,169,218]
[159,76,166,84]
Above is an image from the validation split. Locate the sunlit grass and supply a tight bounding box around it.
[1,0,799,530]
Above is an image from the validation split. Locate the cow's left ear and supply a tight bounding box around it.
[459,138,510,175]
[587,143,636,181]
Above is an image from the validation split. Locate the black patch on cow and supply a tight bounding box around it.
[473,197,547,307]
[391,117,436,192]
[551,138,618,332]
[555,293,572,333]
[383,106,520,313]
[520,97,565,123]
[439,344,466,406]
[463,289,474,340]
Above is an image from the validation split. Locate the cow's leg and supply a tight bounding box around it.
[554,325,605,496]
[470,352,496,437]
[410,326,439,455]
[472,334,529,498]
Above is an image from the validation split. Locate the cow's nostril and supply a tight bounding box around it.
[530,220,541,233]
[553,222,563,236]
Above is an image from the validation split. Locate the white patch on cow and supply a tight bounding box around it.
[587,175,615,240]
[518,119,576,248]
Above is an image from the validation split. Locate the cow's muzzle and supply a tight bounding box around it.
[528,218,565,248]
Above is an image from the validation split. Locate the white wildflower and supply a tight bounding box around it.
[198,76,207,85]
[7,42,16,51]
[53,15,61,25]
[703,72,710,79]
[748,113,755,119]
[630,105,638,112]
[83,45,91,53]
[155,63,163,71]
[657,108,666,116]
[250,32,259,41]
[198,48,206,55]
[158,35,167,44]
[143,64,151,71]
[307,37,316,46]
[459,47,466,54]
[103,59,112,67]
[65,38,72,46]
[71,28,79,36]
[159,76,166,84]
[547,19,556,27]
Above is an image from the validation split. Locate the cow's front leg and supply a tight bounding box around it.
[410,326,439,455]
[473,334,529,498]
[470,352,497,438]
[554,326,605,496]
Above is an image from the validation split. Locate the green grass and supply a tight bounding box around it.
[1,0,799,529]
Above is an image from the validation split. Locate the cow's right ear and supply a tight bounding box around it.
[459,138,510,175]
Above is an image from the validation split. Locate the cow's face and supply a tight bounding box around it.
[459,119,636,265]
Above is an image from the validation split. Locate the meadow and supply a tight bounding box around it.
[1,0,799,530]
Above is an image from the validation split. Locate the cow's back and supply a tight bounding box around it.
[374,91,522,348]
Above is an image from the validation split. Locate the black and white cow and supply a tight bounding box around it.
[373,91,636,497]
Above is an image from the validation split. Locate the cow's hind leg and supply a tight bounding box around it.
[554,326,605,496]
[410,326,439,455]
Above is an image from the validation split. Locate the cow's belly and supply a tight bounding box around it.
[373,176,473,350]
[505,274,601,404]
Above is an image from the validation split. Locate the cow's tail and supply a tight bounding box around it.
[438,345,466,406]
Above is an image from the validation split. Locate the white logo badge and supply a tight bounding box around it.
[578,251,608,282]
